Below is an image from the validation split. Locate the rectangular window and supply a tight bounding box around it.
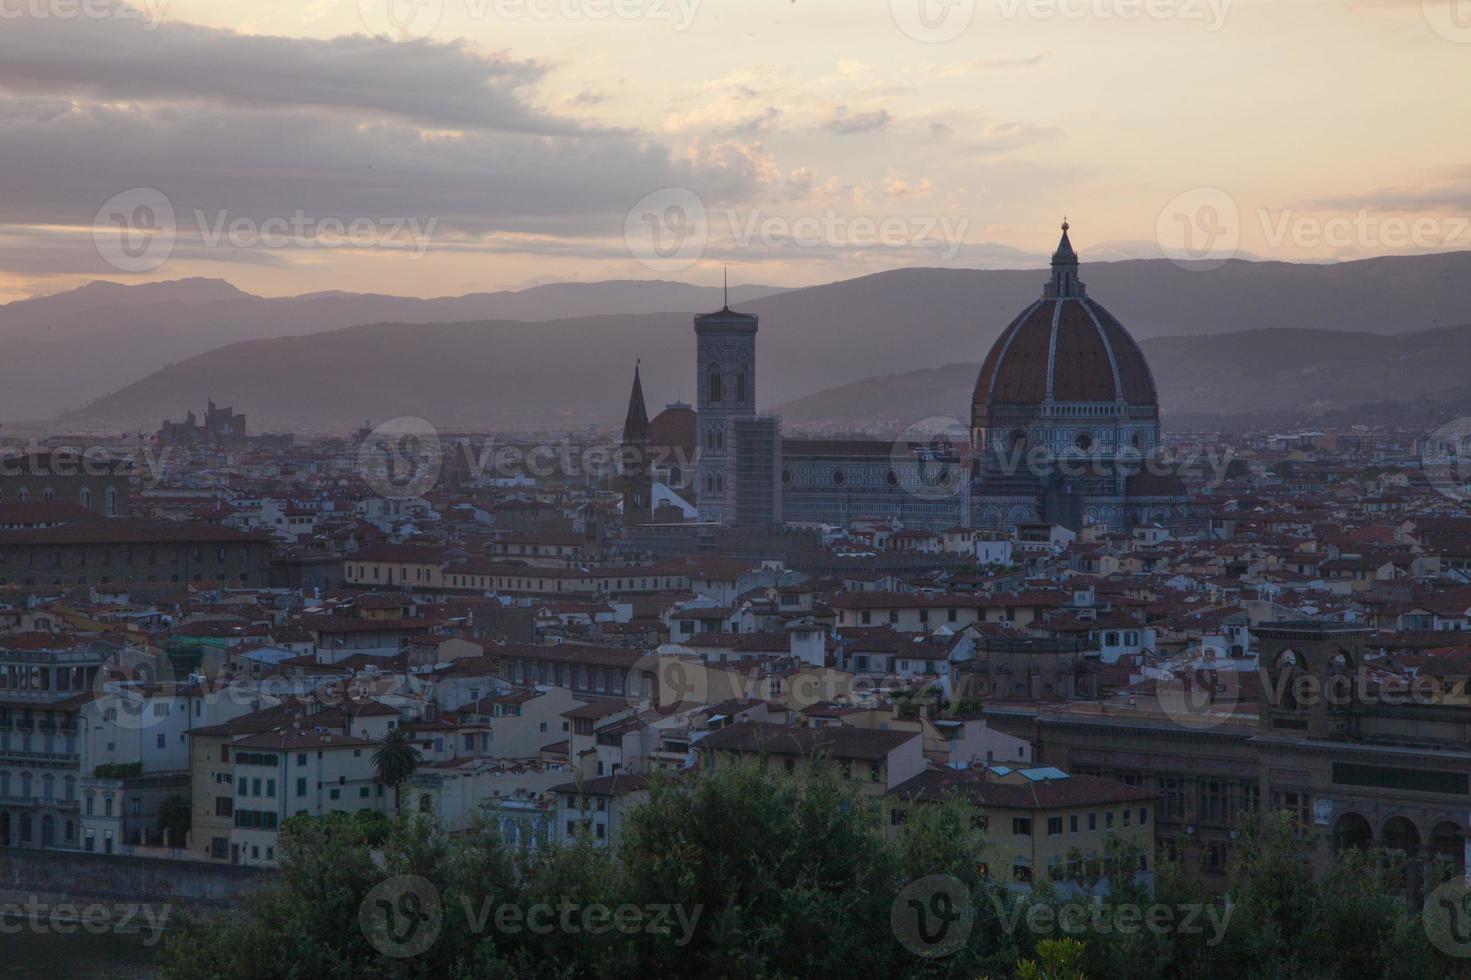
[1012,817,1032,837]
[1047,816,1063,836]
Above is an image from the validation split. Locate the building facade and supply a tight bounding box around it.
[970,224,1192,533]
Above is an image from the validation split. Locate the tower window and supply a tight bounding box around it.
[708,368,722,403]
[735,373,746,402]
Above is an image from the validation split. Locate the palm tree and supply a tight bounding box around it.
[372,726,422,811]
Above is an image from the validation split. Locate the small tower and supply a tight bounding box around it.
[1043,219,1086,299]
[621,362,654,525]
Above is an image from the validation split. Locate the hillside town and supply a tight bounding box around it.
[5,237,1471,916]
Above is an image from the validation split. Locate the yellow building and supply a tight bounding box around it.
[888,765,1159,887]
[696,721,926,795]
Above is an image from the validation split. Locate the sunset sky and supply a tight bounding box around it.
[1,0,1468,301]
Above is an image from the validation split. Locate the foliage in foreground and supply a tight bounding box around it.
[162,767,1471,980]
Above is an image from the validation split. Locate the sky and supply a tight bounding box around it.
[0,0,1468,301]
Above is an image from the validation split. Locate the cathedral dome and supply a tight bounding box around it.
[650,403,697,458]
[971,224,1158,431]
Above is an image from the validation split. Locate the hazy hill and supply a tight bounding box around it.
[54,250,1471,431]
[0,278,785,418]
[775,325,1471,431]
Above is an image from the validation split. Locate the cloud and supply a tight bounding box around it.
[0,100,760,237]
[1307,168,1471,212]
[0,13,593,136]
[823,106,892,135]
[911,53,1050,78]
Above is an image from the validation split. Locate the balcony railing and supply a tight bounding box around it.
[0,794,81,809]
[0,748,79,766]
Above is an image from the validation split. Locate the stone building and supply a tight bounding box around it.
[0,640,104,851]
[0,519,273,590]
[985,622,1471,898]
[970,224,1192,532]
[0,449,130,516]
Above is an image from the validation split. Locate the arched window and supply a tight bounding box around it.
[16,487,28,502]
[734,373,747,402]
[43,486,55,501]
[80,487,92,510]
[104,487,118,516]
[708,368,722,403]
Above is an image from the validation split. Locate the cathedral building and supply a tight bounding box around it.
[969,224,1192,532]
[619,223,1190,536]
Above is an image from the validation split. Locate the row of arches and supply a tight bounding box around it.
[1333,812,1465,896]
[0,811,75,849]
[0,485,119,513]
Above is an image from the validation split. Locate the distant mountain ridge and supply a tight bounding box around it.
[774,324,1471,431]
[0,278,787,419]
[42,249,1471,430]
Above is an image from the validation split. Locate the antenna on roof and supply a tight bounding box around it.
[723,267,729,310]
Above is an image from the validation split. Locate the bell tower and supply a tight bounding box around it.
[694,296,758,524]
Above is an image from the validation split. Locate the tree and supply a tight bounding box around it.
[372,726,422,810]
[158,792,191,848]
[1015,939,1088,980]
[162,767,1471,980]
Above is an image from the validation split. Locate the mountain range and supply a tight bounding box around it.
[33,249,1471,432]
[775,325,1471,432]
[1,278,785,419]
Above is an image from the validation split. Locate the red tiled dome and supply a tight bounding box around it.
[972,226,1157,429]
[649,404,697,457]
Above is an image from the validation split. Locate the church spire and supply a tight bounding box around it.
[622,360,651,446]
[1044,218,1086,299]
